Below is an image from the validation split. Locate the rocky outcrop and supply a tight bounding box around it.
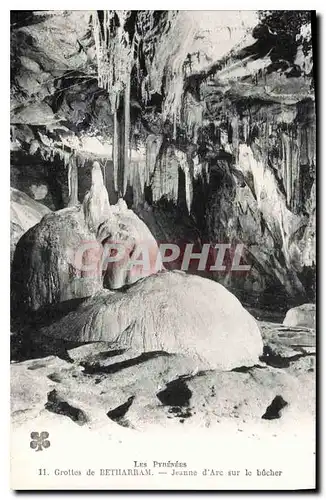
[283,304,316,329]
[25,270,263,372]
[10,187,51,261]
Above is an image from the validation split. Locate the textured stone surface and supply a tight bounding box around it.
[28,270,264,371]
[11,206,103,313]
[283,304,316,329]
[11,319,315,434]
[11,197,164,314]
[10,187,51,261]
[99,202,164,289]
[10,11,315,305]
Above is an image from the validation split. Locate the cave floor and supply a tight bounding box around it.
[11,314,315,438]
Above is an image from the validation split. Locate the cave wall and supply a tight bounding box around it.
[120,97,316,308]
[201,99,316,306]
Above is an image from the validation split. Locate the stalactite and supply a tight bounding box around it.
[281,133,286,193]
[92,11,135,197]
[123,71,131,196]
[286,132,293,211]
[291,134,301,214]
[175,149,192,213]
[113,110,119,192]
[307,125,316,169]
[130,160,146,208]
[92,13,103,88]
[68,157,78,207]
[262,119,269,169]
[149,11,196,133]
[231,116,239,163]
[281,131,292,208]
[152,147,178,204]
[243,115,249,144]
[184,167,192,213]
[183,93,203,144]
[101,159,108,193]
[300,125,308,165]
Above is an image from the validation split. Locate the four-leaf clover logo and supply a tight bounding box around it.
[30,431,50,451]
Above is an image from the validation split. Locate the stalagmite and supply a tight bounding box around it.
[83,161,111,231]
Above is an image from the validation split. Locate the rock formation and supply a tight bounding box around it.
[98,201,164,289]
[10,11,316,306]
[11,317,315,433]
[11,185,164,312]
[11,206,103,313]
[10,11,316,447]
[283,303,316,329]
[10,187,51,261]
[24,271,263,371]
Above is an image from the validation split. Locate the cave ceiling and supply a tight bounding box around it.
[10,10,314,159]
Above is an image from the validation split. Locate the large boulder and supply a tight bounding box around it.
[11,198,163,313]
[10,187,51,261]
[11,206,103,313]
[34,270,263,371]
[283,304,316,329]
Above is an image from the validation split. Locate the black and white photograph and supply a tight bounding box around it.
[9,8,317,491]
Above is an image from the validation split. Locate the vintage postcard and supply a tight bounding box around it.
[10,10,317,490]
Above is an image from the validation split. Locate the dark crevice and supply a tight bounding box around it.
[157,379,192,407]
[27,362,47,370]
[81,351,170,375]
[262,395,288,420]
[91,349,127,361]
[167,406,193,420]
[231,364,267,373]
[10,330,76,364]
[260,345,316,368]
[107,396,135,422]
[45,389,88,425]
[47,372,63,383]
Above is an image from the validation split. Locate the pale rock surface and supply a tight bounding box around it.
[11,206,103,312]
[83,162,111,231]
[98,200,164,289]
[283,303,316,329]
[10,320,315,433]
[35,270,263,371]
[11,195,164,312]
